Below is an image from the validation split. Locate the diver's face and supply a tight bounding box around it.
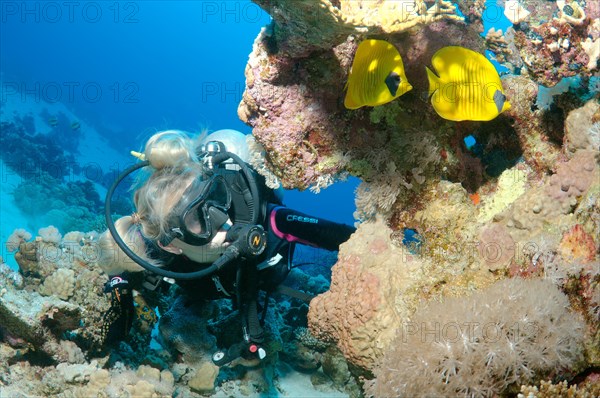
[178,180,231,245]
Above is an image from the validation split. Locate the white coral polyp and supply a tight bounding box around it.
[366,278,585,397]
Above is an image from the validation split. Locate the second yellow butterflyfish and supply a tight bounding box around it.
[426,46,511,121]
[344,39,413,109]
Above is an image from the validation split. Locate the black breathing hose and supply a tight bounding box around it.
[104,152,256,280]
[212,151,260,225]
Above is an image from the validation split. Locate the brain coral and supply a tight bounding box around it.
[308,217,415,370]
[564,99,600,156]
[39,268,76,300]
[365,278,586,398]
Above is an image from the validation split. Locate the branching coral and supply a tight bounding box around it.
[365,278,586,398]
[519,379,600,398]
[252,0,462,58]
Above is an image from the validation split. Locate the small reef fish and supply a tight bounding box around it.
[344,39,413,109]
[70,121,81,130]
[426,46,511,121]
[48,116,59,127]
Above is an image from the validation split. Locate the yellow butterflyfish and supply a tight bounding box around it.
[344,39,413,109]
[426,46,511,121]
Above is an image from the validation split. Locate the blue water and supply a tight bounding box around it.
[0,0,358,230]
[0,0,518,230]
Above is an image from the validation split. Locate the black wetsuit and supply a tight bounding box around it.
[104,202,355,351]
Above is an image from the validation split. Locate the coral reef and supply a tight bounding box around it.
[239,0,486,191]
[309,212,502,371]
[1,360,175,398]
[234,1,600,395]
[2,1,599,397]
[0,116,131,235]
[307,114,599,389]
[12,173,107,234]
[0,120,77,179]
[1,228,110,358]
[488,1,599,86]
[1,228,355,397]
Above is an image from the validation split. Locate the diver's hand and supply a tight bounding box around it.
[101,276,134,346]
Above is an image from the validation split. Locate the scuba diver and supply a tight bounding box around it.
[98,129,355,366]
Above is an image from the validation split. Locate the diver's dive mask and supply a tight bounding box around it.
[162,175,231,247]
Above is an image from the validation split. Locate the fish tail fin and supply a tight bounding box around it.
[426,67,441,98]
[344,93,360,109]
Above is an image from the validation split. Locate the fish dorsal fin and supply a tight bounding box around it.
[432,46,496,81]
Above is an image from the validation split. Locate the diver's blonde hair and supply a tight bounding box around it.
[98,130,207,275]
